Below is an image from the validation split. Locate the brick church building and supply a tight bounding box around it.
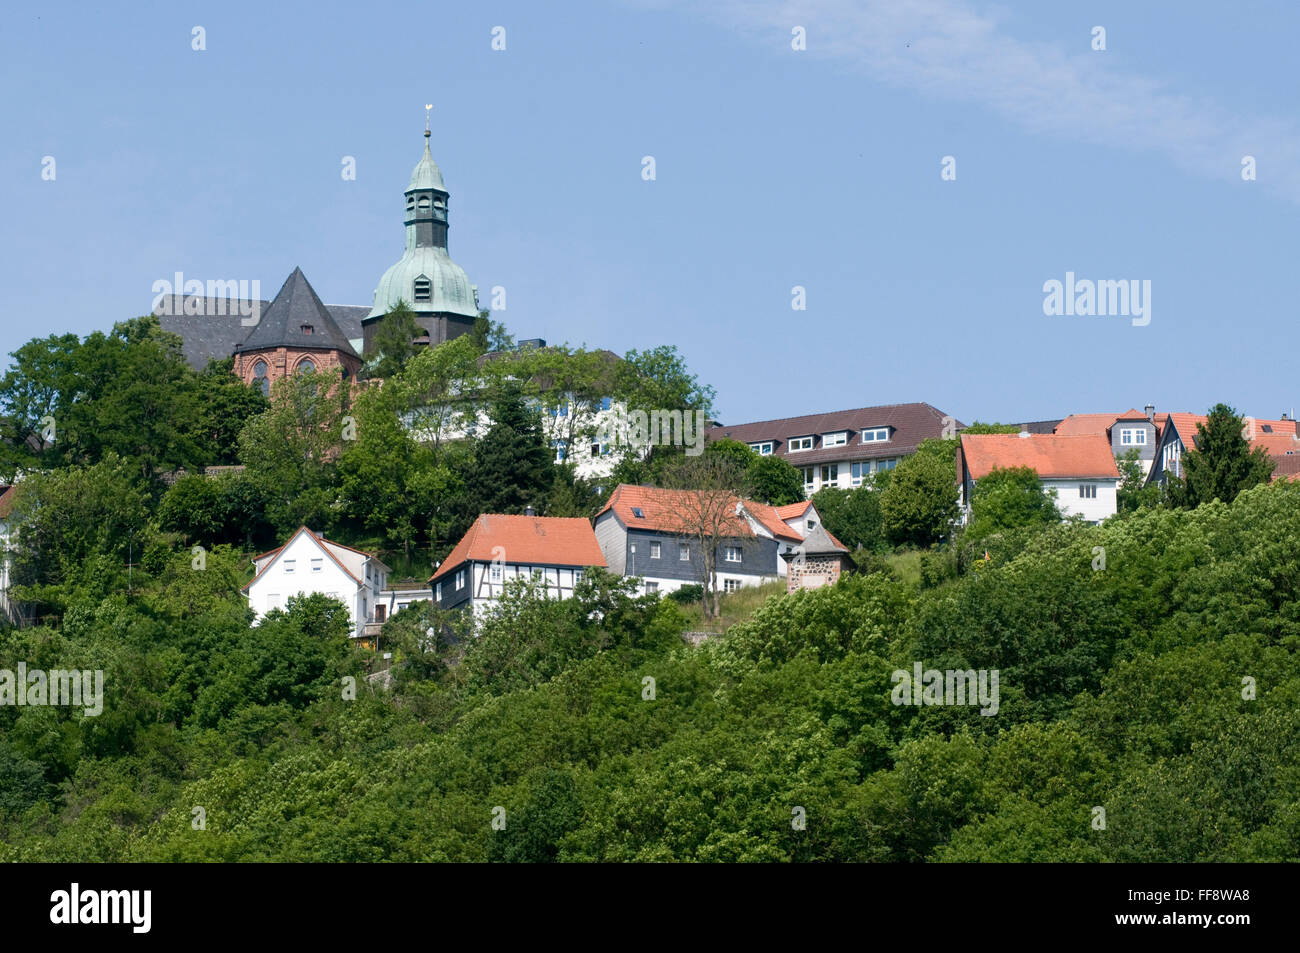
[157,123,481,392]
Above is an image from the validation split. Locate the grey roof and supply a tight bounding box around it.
[234,267,359,358]
[1011,419,1063,435]
[800,522,849,556]
[156,294,367,370]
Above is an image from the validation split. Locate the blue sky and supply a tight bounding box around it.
[3,1,1299,425]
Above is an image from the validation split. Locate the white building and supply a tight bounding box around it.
[958,433,1120,524]
[242,526,389,640]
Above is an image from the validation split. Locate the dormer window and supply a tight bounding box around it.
[823,431,847,448]
[788,436,814,452]
[413,276,432,302]
[861,428,890,443]
[300,324,314,335]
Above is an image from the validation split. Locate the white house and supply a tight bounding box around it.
[243,526,390,640]
[958,433,1120,523]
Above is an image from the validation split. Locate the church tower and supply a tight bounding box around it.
[363,116,479,356]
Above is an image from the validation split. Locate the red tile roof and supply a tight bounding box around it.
[961,433,1120,480]
[1053,413,1122,437]
[741,500,804,543]
[1165,414,1298,454]
[774,501,812,520]
[597,484,753,537]
[1270,454,1300,481]
[430,514,607,583]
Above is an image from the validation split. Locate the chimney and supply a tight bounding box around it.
[524,505,536,517]
[1144,403,1155,422]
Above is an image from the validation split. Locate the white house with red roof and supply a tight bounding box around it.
[959,433,1120,523]
[1147,411,1300,486]
[243,526,390,640]
[429,513,607,613]
[594,484,807,596]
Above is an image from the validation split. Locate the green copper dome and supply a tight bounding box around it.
[408,141,446,192]
[367,132,478,320]
[368,245,478,319]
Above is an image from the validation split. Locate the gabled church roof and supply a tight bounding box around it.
[234,267,359,358]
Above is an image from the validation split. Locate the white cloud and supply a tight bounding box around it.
[645,0,1300,201]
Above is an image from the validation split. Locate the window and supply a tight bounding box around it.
[801,466,815,489]
[284,559,295,573]
[650,541,662,559]
[861,428,890,443]
[851,462,864,486]
[455,569,466,591]
[417,195,431,211]
[297,358,315,375]
[679,544,691,561]
[267,593,280,611]
[823,432,847,448]
[749,441,774,455]
[723,579,741,593]
[552,440,567,462]
[807,519,817,530]
[406,196,415,213]
[878,458,898,471]
[310,558,322,572]
[631,507,646,519]
[1079,484,1097,499]
[574,569,583,583]
[252,360,269,397]
[435,582,441,600]
[413,276,432,302]
[788,436,814,452]
[591,442,601,457]
[1120,428,1147,446]
[375,605,386,623]
[644,581,659,594]
[300,323,314,335]
[490,564,502,582]
[600,397,612,411]
[821,464,839,486]
[724,545,742,563]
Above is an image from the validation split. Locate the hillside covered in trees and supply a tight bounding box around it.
[3,478,1299,861]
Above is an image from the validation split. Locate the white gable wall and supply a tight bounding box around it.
[246,531,368,638]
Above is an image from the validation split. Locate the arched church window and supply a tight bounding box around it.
[413,276,432,302]
[252,360,269,397]
[297,358,316,375]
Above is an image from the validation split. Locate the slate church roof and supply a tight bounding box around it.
[155,280,368,369]
[233,267,359,358]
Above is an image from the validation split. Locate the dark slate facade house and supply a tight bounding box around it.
[594,484,800,596]
[706,402,964,497]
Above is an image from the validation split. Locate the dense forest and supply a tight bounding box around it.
[0,318,1295,861]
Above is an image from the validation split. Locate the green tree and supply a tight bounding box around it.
[880,439,960,547]
[469,382,554,517]
[368,301,421,380]
[811,485,885,551]
[1167,404,1274,508]
[966,465,1061,538]
[747,454,804,505]
[1116,448,1162,513]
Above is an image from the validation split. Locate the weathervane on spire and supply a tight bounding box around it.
[424,103,433,139]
